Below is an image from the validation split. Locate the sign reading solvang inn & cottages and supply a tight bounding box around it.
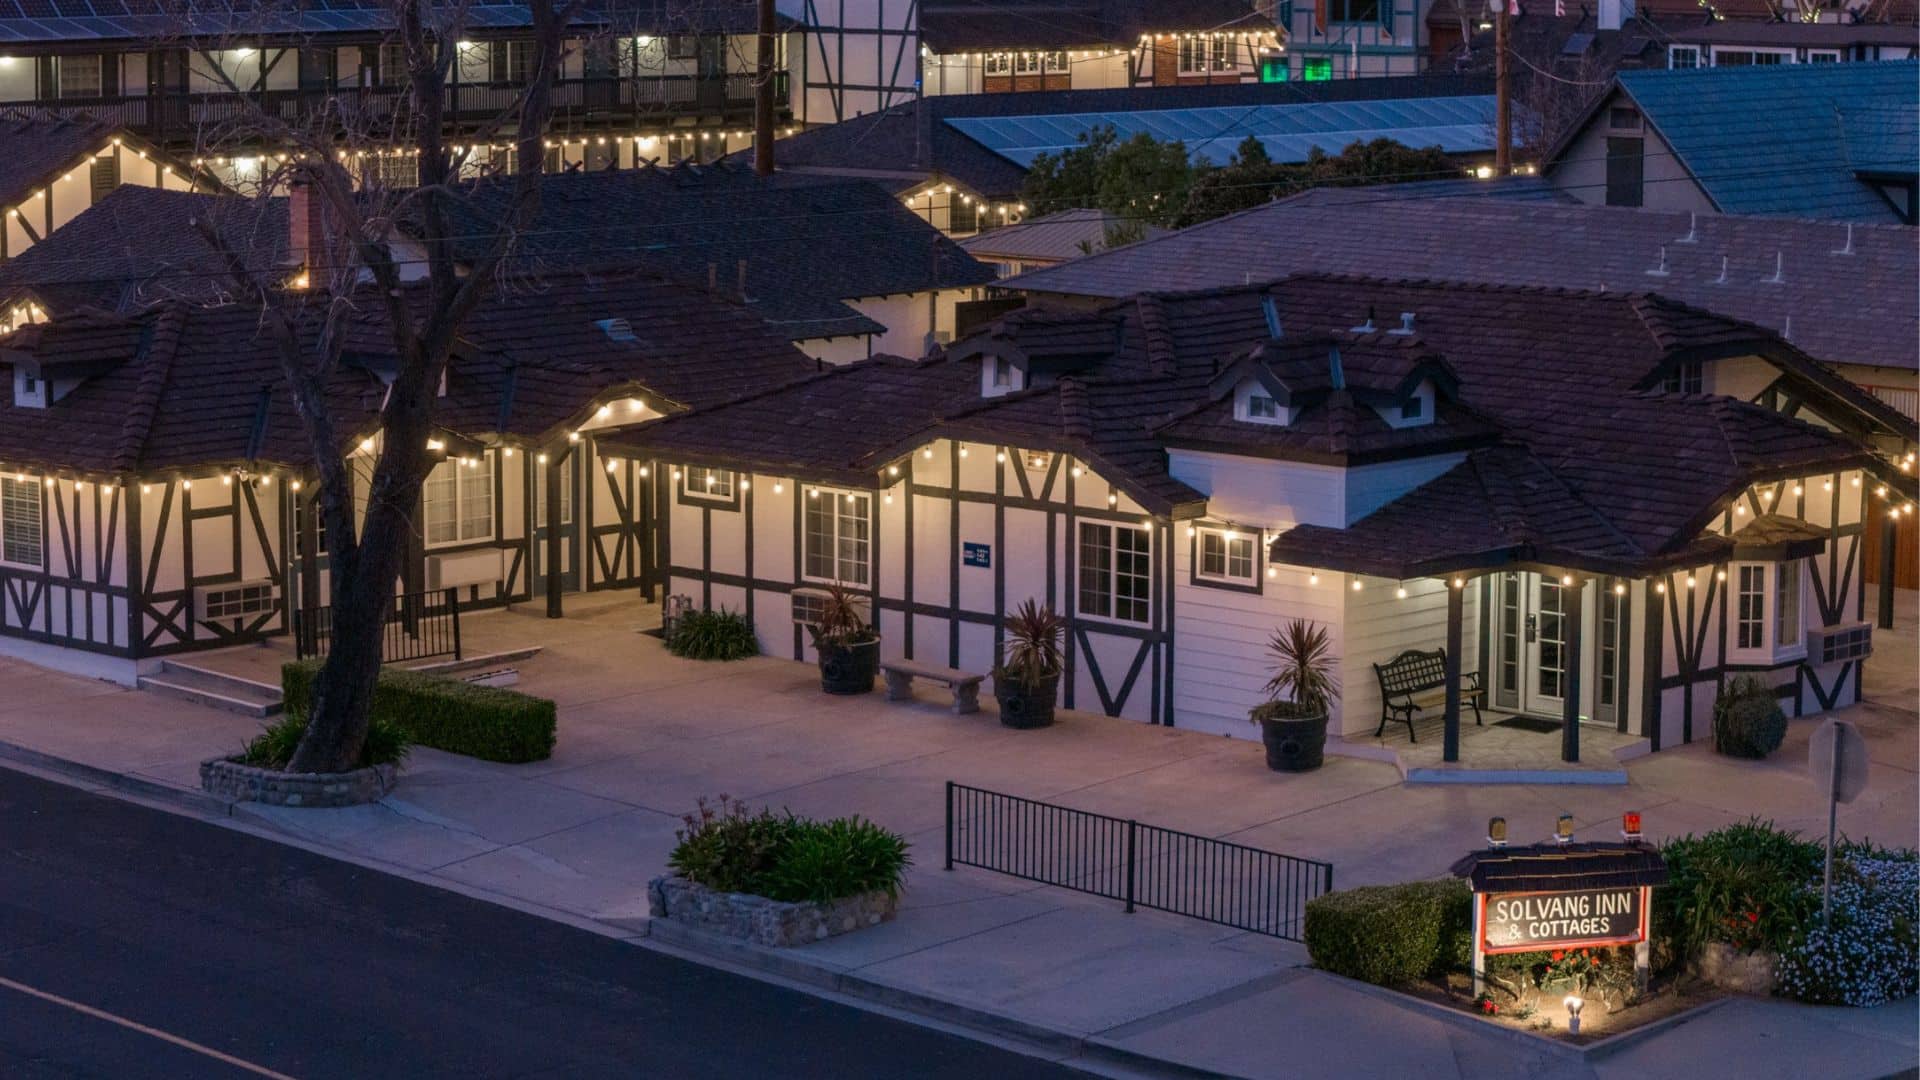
[1481,886,1646,954]
[1450,814,1669,995]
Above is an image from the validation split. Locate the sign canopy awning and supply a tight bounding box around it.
[1449,841,1668,893]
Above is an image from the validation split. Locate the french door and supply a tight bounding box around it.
[1493,572,1623,721]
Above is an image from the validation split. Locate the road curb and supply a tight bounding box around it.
[0,737,236,818]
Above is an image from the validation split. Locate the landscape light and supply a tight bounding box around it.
[1564,996,1584,1034]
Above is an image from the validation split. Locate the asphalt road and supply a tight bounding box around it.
[0,767,1080,1079]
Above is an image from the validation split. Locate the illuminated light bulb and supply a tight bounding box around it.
[1656,581,1667,594]
[1686,575,1697,589]
[773,482,783,493]
[1614,582,1627,595]
[704,474,716,488]
[1266,566,1277,579]
[1071,466,1083,477]
[1561,574,1573,586]
[1734,504,1746,515]
[638,466,649,477]
[627,399,644,414]
[1716,569,1726,582]
[809,488,819,499]
[1351,579,1363,591]
[844,493,855,504]
[922,448,933,459]
[536,453,548,465]
[884,492,893,504]
[181,480,191,490]
[741,481,751,492]
[597,404,612,419]
[995,451,1006,463]
[260,476,271,487]
[503,448,514,458]
[1396,586,1407,599]
[360,438,375,452]
[290,481,301,491]
[1793,483,1803,496]
[670,469,680,479]
[222,475,232,486]
[607,459,619,473]
[426,438,444,451]
[888,465,899,476]
[1851,475,1861,487]
[1186,526,1195,538]
[568,431,580,443]
[1308,573,1319,585]
[958,446,969,458]
[1878,485,1888,497]
[1108,493,1118,506]
[1760,489,1772,501]
[1823,480,1832,491]
[1138,518,1150,531]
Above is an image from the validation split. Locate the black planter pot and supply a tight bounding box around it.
[994,671,1060,729]
[817,638,880,695]
[1257,705,1329,772]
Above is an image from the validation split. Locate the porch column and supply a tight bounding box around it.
[1562,575,1584,763]
[544,451,564,619]
[1878,511,1897,630]
[298,487,322,615]
[1442,577,1464,763]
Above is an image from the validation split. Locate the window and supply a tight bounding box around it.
[1177,37,1237,74]
[1197,527,1256,586]
[200,582,276,620]
[56,55,104,98]
[1775,559,1801,647]
[1043,50,1068,74]
[1668,45,1702,69]
[1079,521,1150,623]
[992,356,1013,387]
[1807,50,1840,64]
[1260,57,1288,82]
[984,53,1012,77]
[1014,51,1042,75]
[1713,48,1788,66]
[667,34,698,60]
[1302,57,1332,81]
[804,489,871,585]
[1663,359,1704,394]
[1400,396,1423,420]
[1331,0,1380,21]
[423,455,494,546]
[1605,136,1644,208]
[298,47,335,89]
[379,42,408,85]
[682,465,735,503]
[1247,394,1279,419]
[489,40,531,83]
[1737,564,1766,649]
[0,476,43,568]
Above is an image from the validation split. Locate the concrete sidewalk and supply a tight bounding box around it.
[0,591,1913,1078]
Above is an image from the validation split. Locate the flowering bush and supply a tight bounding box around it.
[1776,853,1919,1007]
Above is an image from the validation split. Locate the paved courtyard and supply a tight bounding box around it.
[0,588,1913,1078]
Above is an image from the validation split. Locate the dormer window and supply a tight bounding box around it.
[13,366,46,409]
[1234,380,1288,426]
[1401,396,1423,421]
[981,353,1025,398]
[1663,360,1704,395]
[1376,379,1436,430]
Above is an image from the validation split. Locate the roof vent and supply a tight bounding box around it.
[1350,307,1376,334]
[1830,223,1854,257]
[595,318,636,343]
[1763,251,1785,286]
[1390,312,1415,336]
[1646,245,1669,278]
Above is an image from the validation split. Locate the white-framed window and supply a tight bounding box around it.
[55,55,104,98]
[1014,51,1042,75]
[984,52,1012,76]
[0,476,44,568]
[1731,559,1806,660]
[424,455,494,546]
[1196,526,1256,587]
[804,488,871,585]
[1712,47,1790,66]
[1663,359,1704,394]
[1043,49,1068,74]
[1248,394,1279,419]
[1178,37,1237,74]
[1668,45,1702,69]
[1079,521,1151,623]
[1807,49,1840,63]
[682,465,735,503]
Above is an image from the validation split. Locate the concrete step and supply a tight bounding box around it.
[138,661,283,719]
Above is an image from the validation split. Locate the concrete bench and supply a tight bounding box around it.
[881,659,985,714]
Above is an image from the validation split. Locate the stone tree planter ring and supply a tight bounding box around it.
[200,756,396,807]
[648,875,898,947]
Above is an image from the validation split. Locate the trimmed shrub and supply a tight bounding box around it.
[1655,819,1822,965]
[239,712,410,771]
[1712,676,1787,759]
[669,795,911,904]
[1304,878,1471,986]
[282,660,557,764]
[666,608,760,661]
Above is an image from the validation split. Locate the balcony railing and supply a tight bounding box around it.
[29,72,788,140]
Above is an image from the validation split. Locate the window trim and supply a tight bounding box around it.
[0,475,45,570]
[1190,524,1261,594]
[984,52,1012,77]
[1727,558,1808,665]
[422,454,496,550]
[1177,37,1238,75]
[801,486,873,587]
[678,464,741,510]
[1078,519,1153,625]
[1667,44,1702,69]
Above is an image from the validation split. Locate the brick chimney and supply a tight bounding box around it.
[286,177,335,289]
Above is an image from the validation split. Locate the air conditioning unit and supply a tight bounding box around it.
[1808,623,1872,666]
[791,586,870,627]
[425,547,505,591]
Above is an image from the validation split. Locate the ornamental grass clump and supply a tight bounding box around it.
[668,795,910,905]
[666,607,760,661]
[240,713,410,771]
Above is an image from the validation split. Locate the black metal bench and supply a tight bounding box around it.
[1372,648,1484,742]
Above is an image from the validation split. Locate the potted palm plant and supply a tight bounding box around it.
[1250,619,1338,772]
[993,599,1065,729]
[809,582,881,694]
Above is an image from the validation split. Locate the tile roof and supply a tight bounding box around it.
[0,272,815,477]
[0,113,120,209]
[436,164,996,341]
[758,74,1493,199]
[1004,192,1920,375]
[956,207,1168,264]
[608,273,1878,560]
[919,0,1275,52]
[0,187,287,315]
[1602,61,1919,222]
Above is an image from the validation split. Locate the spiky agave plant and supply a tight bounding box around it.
[1254,618,1339,721]
[809,581,877,649]
[1000,599,1065,688]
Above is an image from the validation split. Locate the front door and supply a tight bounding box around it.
[1492,572,1571,718]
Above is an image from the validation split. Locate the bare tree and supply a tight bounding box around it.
[188,0,584,772]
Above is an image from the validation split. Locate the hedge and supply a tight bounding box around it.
[282,660,556,764]
[1303,878,1471,986]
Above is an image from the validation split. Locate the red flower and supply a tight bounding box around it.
[1480,999,1499,1014]
[1746,911,1760,924]
[1551,950,1566,961]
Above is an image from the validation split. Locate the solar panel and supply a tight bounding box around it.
[947,96,1503,168]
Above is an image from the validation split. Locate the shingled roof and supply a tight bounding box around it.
[1006,191,1920,379]
[607,273,1879,556]
[431,164,996,342]
[0,114,123,210]
[0,271,815,477]
[919,0,1274,53]
[0,187,286,316]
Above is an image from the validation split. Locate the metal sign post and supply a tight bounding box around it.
[1809,719,1870,927]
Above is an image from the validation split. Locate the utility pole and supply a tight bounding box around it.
[754,0,775,176]
[1494,0,1511,174]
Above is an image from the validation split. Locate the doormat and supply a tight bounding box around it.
[1494,715,1563,733]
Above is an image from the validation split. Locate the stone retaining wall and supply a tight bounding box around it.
[199,757,396,807]
[648,875,897,947]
